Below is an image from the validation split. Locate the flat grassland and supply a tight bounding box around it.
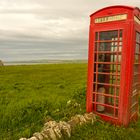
[0,63,140,140]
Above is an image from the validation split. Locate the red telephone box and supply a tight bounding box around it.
[86,5,140,126]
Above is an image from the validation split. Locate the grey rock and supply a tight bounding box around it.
[77,115,87,125]
[53,125,62,139]
[59,121,71,138]
[48,128,57,140]
[33,132,44,140]
[40,131,50,140]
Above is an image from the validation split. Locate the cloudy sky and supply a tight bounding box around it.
[0,0,139,62]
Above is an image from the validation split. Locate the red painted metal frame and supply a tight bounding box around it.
[86,5,140,126]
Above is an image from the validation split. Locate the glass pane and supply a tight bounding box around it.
[115,109,119,117]
[94,53,97,62]
[97,74,106,83]
[135,44,140,53]
[99,42,112,51]
[99,42,122,52]
[95,42,98,51]
[134,65,139,73]
[116,88,120,96]
[109,75,120,85]
[119,42,122,45]
[131,105,137,114]
[115,98,119,106]
[96,104,115,117]
[95,32,98,41]
[119,30,123,39]
[96,95,114,106]
[108,86,115,95]
[97,74,120,84]
[136,32,139,43]
[98,64,121,73]
[96,84,116,95]
[98,54,121,63]
[99,30,118,40]
[131,94,137,105]
[93,85,96,92]
[135,55,139,63]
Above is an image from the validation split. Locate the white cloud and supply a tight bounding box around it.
[0,0,139,61]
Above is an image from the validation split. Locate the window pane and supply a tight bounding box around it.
[99,30,118,40]
[136,32,139,43]
[135,44,140,53]
[119,30,123,39]
[98,64,121,73]
[99,42,112,51]
[95,32,98,41]
[135,55,139,63]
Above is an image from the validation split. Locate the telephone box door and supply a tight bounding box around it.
[90,24,129,123]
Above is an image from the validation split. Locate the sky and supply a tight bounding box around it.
[0,0,140,62]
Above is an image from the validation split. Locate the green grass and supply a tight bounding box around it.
[0,63,87,140]
[69,120,140,140]
[0,63,140,140]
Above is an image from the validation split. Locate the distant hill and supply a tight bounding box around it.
[4,59,87,65]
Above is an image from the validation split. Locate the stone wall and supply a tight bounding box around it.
[19,112,97,140]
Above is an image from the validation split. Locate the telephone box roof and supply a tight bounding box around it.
[90,5,139,17]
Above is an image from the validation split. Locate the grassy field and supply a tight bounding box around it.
[0,63,140,140]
